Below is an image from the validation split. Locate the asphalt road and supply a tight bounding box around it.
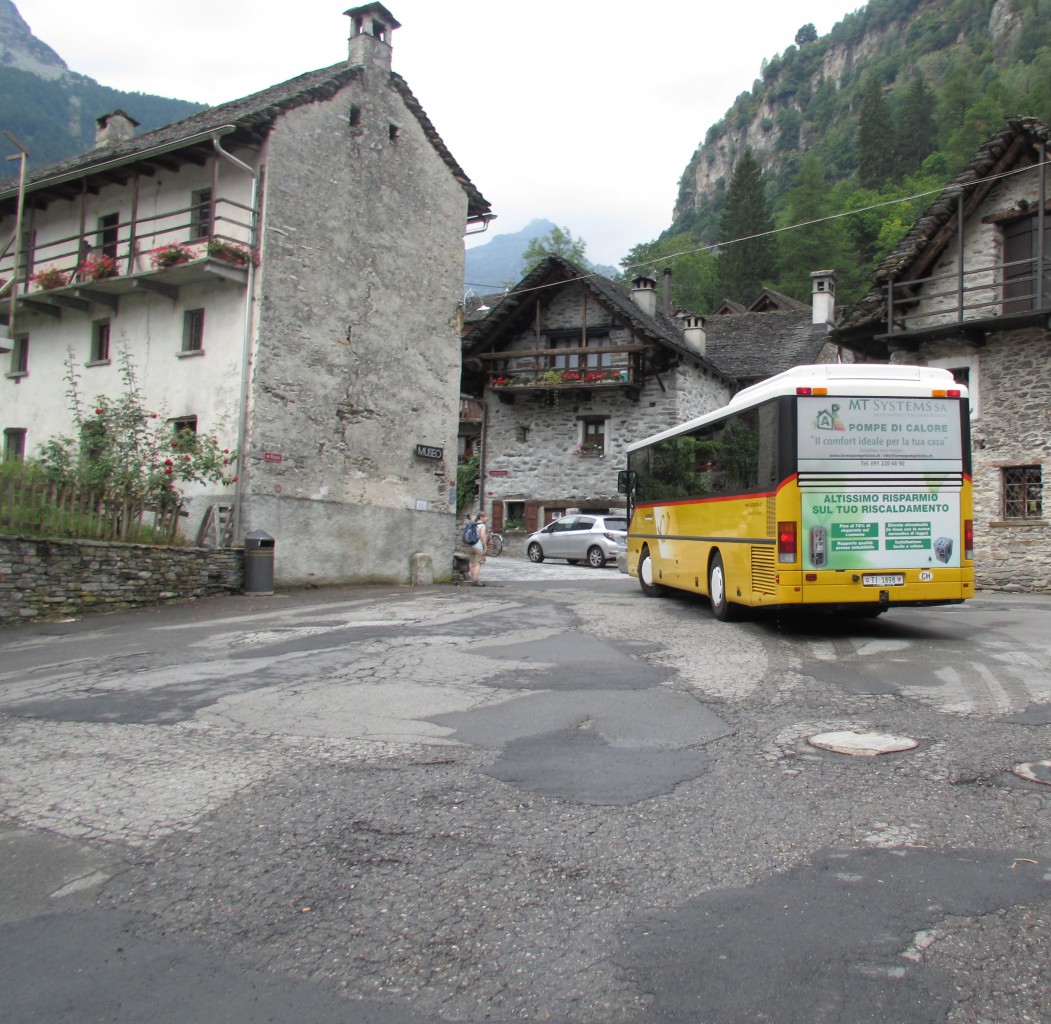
[2,558,1050,1023]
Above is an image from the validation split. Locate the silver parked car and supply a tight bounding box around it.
[524,514,628,567]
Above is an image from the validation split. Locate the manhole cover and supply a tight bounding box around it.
[808,730,918,756]
[1013,760,1051,786]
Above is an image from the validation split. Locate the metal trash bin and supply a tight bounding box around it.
[243,530,275,595]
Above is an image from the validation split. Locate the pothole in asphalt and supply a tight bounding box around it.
[1013,760,1051,786]
[808,730,919,756]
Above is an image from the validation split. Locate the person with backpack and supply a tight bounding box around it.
[462,511,489,587]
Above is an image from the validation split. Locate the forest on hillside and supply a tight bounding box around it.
[621,0,1051,314]
[0,65,204,171]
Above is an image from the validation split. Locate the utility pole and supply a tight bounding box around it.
[2,131,29,350]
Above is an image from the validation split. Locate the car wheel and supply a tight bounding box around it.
[708,551,736,621]
[587,545,606,568]
[527,542,544,563]
[638,548,665,597]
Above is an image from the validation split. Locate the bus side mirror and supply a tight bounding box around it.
[617,470,631,494]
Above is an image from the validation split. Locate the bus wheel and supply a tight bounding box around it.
[639,548,665,597]
[708,552,736,621]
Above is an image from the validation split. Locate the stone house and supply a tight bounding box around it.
[0,4,491,586]
[460,258,841,532]
[836,117,1051,592]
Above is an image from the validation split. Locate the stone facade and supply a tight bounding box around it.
[0,537,243,623]
[484,363,729,526]
[466,266,733,530]
[893,328,1051,593]
[0,7,489,590]
[847,119,1051,593]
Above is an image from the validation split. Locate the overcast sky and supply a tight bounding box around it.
[16,0,862,268]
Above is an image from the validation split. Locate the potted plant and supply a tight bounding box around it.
[150,243,194,269]
[32,265,70,290]
[206,238,255,267]
[78,253,119,281]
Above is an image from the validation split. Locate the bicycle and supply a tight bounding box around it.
[486,531,503,557]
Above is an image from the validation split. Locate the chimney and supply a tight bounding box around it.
[346,3,400,70]
[810,270,836,327]
[631,273,657,317]
[94,110,139,149]
[662,267,673,316]
[681,314,706,357]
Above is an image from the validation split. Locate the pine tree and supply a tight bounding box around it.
[895,74,937,177]
[716,149,776,304]
[857,72,896,187]
[775,154,846,300]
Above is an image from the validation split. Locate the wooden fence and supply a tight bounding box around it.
[0,475,182,544]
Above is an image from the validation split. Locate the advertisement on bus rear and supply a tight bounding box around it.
[801,489,962,570]
[797,396,963,569]
[797,395,962,473]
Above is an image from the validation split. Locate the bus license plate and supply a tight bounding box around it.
[862,574,904,587]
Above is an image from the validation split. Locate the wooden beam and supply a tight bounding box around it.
[904,137,1029,283]
[73,287,119,312]
[133,278,178,301]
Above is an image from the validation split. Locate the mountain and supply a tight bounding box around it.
[643,0,1051,312]
[465,218,618,292]
[0,0,206,169]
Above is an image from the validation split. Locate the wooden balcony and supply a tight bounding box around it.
[478,341,646,402]
[1,194,254,325]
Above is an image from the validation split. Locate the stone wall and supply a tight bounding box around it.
[894,327,1051,593]
[0,537,244,624]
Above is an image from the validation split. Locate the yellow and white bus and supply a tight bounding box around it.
[620,364,973,619]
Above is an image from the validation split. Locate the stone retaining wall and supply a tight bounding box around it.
[0,536,244,624]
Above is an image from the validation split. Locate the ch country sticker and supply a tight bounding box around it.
[813,404,846,432]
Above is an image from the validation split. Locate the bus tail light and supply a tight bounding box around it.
[777,521,797,563]
[964,519,973,560]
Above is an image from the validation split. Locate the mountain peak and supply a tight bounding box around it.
[0,0,68,80]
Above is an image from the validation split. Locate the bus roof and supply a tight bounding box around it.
[626,363,968,453]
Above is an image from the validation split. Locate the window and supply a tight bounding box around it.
[1003,466,1043,520]
[97,213,119,260]
[90,320,111,364]
[388,123,400,142]
[8,334,28,376]
[928,356,979,418]
[191,189,213,240]
[581,417,606,455]
[585,335,612,369]
[1003,212,1051,314]
[3,427,26,461]
[182,309,205,353]
[170,415,198,439]
[551,339,579,370]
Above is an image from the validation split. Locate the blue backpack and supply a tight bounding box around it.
[462,519,480,545]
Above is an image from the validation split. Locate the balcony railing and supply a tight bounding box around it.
[0,194,255,323]
[477,341,646,394]
[886,254,1051,337]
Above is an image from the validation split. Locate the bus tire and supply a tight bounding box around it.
[708,552,736,621]
[638,548,665,597]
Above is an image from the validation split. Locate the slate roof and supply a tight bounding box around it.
[840,116,1051,335]
[703,311,831,382]
[0,62,491,218]
[748,288,808,313]
[463,256,732,384]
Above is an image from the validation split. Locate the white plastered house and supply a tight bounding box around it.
[0,4,492,586]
